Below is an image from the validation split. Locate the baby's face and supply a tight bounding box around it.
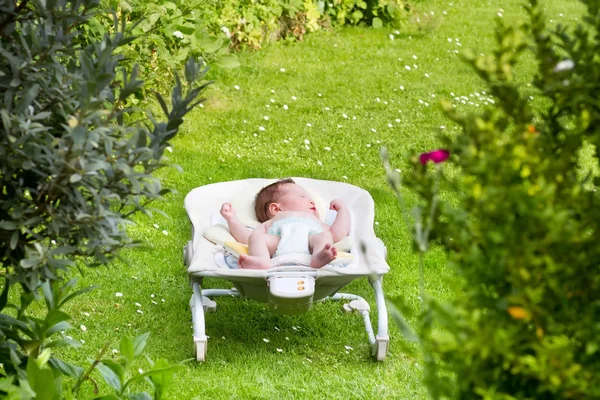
[276,184,318,217]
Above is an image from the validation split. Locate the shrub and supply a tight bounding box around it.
[384,0,600,398]
[83,0,239,93]
[0,0,207,397]
[207,0,422,50]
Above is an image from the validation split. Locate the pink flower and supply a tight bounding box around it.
[419,149,450,165]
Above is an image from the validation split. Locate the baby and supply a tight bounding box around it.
[220,178,350,269]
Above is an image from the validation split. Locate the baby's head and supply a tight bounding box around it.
[254,179,318,222]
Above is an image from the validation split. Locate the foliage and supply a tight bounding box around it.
[0,0,207,397]
[0,280,181,399]
[384,0,600,398]
[324,0,412,28]
[203,0,421,50]
[83,0,239,92]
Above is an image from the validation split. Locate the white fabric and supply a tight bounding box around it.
[184,177,390,278]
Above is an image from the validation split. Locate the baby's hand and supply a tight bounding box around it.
[220,202,236,221]
[329,199,346,211]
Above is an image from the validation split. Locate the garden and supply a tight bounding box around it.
[1,0,598,398]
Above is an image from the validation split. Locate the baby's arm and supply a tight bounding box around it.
[328,199,350,243]
[220,203,250,244]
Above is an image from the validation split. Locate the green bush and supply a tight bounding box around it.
[384,0,600,398]
[0,0,207,397]
[204,0,421,50]
[83,0,239,92]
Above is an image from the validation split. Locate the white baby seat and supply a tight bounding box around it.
[183,177,390,361]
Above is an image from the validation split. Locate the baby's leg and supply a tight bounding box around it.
[308,231,337,269]
[239,229,280,269]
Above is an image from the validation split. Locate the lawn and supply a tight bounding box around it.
[60,0,586,398]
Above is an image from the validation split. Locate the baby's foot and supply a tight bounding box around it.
[238,254,271,270]
[310,243,337,268]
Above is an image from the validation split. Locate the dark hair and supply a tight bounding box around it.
[254,178,295,223]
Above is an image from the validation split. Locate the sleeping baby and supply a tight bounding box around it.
[220,178,350,269]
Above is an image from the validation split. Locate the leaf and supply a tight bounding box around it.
[16,84,40,114]
[120,336,135,366]
[132,332,150,357]
[388,301,418,341]
[22,340,42,356]
[198,36,223,53]
[128,393,152,400]
[58,285,98,308]
[45,338,82,349]
[100,359,126,387]
[44,310,71,333]
[126,364,183,390]
[507,306,531,320]
[10,230,19,249]
[147,359,175,398]
[184,57,200,85]
[372,17,383,29]
[0,278,9,312]
[42,280,55,310]
[69,174,82,183]
[97,361,122,392]
[49,357,84,379]
[214,54,240,69]
[0,221,19,230]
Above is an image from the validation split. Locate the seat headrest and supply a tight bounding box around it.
[229,180,328,228]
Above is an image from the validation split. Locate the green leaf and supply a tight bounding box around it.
[120,336,135,366]
[214,54,240,69]
[126,364,183,390]
[372,17,383,29]
[34,371,58,399]
[69,174,82,183]
[176,23,195,35]
[184,57,200,85]
[49,357,84,379]
[22,340,42,356]
[132,332,150,357]
[0,278,9,312]
[0,221,19,230]
[45,338,83,350]
[387,301,418,341]
[20,258,39,269]
[128,393,152,400]
[42,280,55,310]
[97,361,123,392]
[100,359,126,387]
[10,230,19,249]
[148,359,175,399]
[198,35,223,53]
[16,84,40,114]
[58,285,98,308]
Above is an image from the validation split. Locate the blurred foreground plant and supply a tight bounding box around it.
[383,0,600,398]
[0,0,208,397]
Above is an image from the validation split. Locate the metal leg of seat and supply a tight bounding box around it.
[370,275,389,361]
[327,275,389,361]
[191,281,207,362]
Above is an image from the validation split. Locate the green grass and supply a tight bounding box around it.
[55,0,586,398]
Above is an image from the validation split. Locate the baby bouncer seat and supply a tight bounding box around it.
[183,178,390,361]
